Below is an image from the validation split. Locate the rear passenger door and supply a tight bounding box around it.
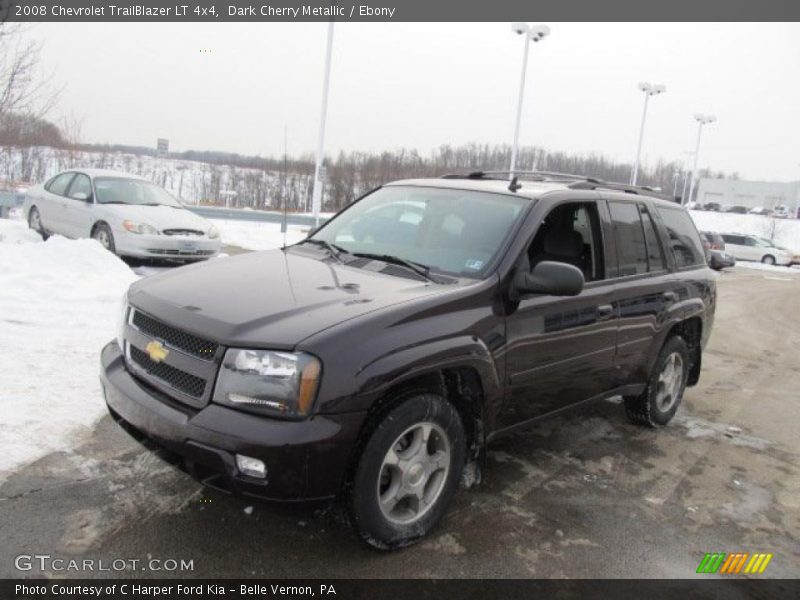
[40,172,76,236]
[721,235,747,261]
[603,198,674,387]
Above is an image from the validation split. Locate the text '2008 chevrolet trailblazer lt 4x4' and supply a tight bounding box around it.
[101,171,716,549]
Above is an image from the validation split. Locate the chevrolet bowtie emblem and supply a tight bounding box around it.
[145,340,169,363]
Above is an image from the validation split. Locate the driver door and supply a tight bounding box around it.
[498,199,619,430]
[62,173,94,238]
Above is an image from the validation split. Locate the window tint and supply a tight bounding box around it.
[609,201,648,276]
[656,207,706,268]
[67,174,92,199]
[46,173,75,196]
[528,202,605,282]
[640,206,666,271]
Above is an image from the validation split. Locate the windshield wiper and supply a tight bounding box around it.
[297,239,348,263]
[352,252,438,282]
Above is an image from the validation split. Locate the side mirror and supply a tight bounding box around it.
[515,260,585,297]
[71,192,91,202]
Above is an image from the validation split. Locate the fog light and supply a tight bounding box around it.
[235,454,267,479]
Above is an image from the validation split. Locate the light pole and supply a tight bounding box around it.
[509,22,550,178]
[630,82,666,185]
[311,23,334,227]
[686,114,716,205]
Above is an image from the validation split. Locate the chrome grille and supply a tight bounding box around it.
[162,229,204,236]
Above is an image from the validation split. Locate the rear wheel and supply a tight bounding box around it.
[92,223,116,254]
[348,393,465,550]
[761,255,776,265]
[28,207,49,240]
[624,336,690,427]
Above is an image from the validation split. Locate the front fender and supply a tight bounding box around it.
[335,335,503,418]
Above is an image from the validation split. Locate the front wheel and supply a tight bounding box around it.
[348,393,466,550]
[762,255,776,265]
[28,207,49,240]
[92,223,116,254]
[624,336,690,428]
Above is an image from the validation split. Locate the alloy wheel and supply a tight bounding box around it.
[377,422,451,525]
[655,352,684,412]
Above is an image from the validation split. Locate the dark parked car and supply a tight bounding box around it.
[700,231,735,270]
[101,172,716,549]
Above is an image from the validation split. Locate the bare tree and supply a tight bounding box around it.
[0,23,59,132]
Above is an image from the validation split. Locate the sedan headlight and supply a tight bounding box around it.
[208,225,220,239]
[123,220,160,235]
[213,349,321,419]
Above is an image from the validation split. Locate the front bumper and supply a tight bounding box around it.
[113,230,221,260]
[100,340,365,501]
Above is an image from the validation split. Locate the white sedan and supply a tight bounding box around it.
[719,233,793,266]
[23,169,221,261]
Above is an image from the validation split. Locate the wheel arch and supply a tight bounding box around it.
[665,317,703,386]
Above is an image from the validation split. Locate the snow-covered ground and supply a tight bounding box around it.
[212,218,309,251]
[0,219,137,479]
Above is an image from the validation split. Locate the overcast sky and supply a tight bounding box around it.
[26,22,800,181]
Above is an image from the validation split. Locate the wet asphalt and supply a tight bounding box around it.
[1,267,798,579]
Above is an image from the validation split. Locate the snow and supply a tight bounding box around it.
[689,210,800,253]
[0,219,138,479]
[210,218,309,251]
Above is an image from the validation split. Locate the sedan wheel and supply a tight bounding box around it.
[28,207,48,240]
[762,255,776,265]
[92,223,116,254]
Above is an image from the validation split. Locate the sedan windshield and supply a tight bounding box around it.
[94,177,183,208]
[308,186,529,277]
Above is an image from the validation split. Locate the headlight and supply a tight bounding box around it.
[116,294,129,348]
[123,220,160,235]
[208,224,220,239]
[213,349,321,419]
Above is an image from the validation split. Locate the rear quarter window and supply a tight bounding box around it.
[655,207,706,268]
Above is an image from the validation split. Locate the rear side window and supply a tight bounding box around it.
[656,207,706,268]
[640,206,666,271]
[46,172,75,196]
[609,201,648,276]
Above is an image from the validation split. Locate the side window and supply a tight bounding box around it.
[46,172,75,196]
[655,207,706,268]
[528,202,605,282]
[639,206,666,271]
[67,174,92,200]
[608,201,648,276]
[744,237,757,247]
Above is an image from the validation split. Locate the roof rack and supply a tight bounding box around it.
[440,170,670,198]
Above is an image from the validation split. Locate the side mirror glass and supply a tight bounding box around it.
[71,191,91,202]
[515,260,585,297]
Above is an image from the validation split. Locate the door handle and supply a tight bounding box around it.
[663,291,679,303]
[597,304,615,321]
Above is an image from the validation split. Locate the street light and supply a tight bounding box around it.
[508,22,550,179]
[311,23,334,227]
[686,114,717,205]
[630,82,666,186]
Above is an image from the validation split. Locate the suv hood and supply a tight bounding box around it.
[128,249,453,348]
[107,204,212,233]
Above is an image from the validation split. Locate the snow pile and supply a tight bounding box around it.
[689,210,800,252]
[0,220,137,477]
[0,218,42,244]
[211,218,309,251]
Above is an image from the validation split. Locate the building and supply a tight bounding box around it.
[695,177,800,212]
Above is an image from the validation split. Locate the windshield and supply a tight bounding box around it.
[308,185,529,277]
[755,237,775,248]
[94,177,183,208]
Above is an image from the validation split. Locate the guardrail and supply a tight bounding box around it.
[0,191,25,218]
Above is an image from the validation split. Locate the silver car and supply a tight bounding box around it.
[23,169,221,260]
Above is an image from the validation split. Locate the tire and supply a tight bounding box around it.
[348,393,466,550]
[761,255,776,265]
[28,207,49,240]
[624,336,690,428]
[92,223,116,254]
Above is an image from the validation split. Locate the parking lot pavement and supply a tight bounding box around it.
[1,268,798,579]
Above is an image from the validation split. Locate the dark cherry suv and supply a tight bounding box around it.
[101,171,716,549]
